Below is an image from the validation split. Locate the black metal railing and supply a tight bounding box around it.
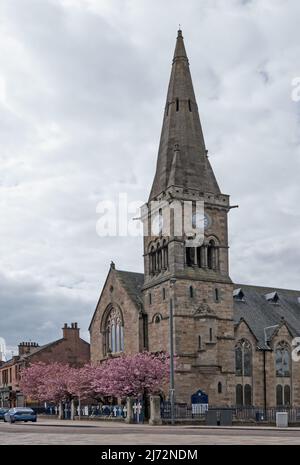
[161,402,300,423]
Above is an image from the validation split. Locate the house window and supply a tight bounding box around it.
[276,341,290,377]
[104,307,124,355]
[235,339,252,376]
[162,288,166,300]
[149,293,152,305]
[189,286,194,298]
[218,382,222,394]
[176,98,179,111]
[209,328,213,342]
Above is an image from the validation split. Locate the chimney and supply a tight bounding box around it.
[62,322,80,340]
[18,341,39,356]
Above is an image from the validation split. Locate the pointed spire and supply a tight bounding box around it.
[149,30,220,201]
[173,29,188,63]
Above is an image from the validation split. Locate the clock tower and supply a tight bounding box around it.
[142,30,235,404]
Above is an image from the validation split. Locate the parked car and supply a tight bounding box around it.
[4,407,37,423]
[0,408,9,420]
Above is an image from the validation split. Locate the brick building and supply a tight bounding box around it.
[0,323,90,407]
[89,30,300,407]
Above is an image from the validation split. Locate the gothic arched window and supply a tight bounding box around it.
[157,245,162,272]
[244,384,252,406]
[235,339,252,377]
[236,384,243,406]
[162,240,168,270]
[150,246,156,275]
[104,308,124,355]
[284,385,291,405]
[276,341,290,377]
[276,385,283,406]
[207,240,216,270]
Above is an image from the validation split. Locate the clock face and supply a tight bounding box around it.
[204,213,211,230]
[192,212,212,230]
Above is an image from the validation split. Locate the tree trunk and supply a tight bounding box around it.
[58,401,63,420]
[70,399,75,420]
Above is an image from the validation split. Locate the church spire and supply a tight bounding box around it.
[149,29,220,201]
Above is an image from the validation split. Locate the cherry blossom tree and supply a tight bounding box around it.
[92,352,170,399]
[19,362,49,403]
[20,353,170,420]
[20,362,73,418]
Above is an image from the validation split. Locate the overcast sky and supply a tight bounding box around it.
[0,0,299,354]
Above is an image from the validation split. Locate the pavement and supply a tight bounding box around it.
[1,418,300,445]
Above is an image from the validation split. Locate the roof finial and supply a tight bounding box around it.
[178,25,182,36]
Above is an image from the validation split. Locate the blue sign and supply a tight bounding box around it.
[191,389,208,404]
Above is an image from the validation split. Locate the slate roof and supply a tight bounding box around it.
[115,270,300,351]
[234,284,300,349]
[116,270,144,308]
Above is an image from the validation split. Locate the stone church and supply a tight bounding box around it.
[89,30,300,408]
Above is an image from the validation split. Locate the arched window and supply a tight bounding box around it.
[235,339,252,377]
[276,341,290,377]
[284,385,291,406]
[153,314,162,324]
[186,247,195,267]
[162,240,168,270]
[215,288,219,302]
[244,384,252,406]
[236,384,243,406]
[104,307,124,355]
[198,335,202,350]
[189,286,194,298]
[150,246,155,274]
[196,246,202,267]
[157,245,162,272]
[218,382,222,394]
[276,384,291,406]
[276,385,283,406]
[207,240,216,270]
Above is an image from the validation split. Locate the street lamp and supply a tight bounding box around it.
[263,325,279,414]
[169,277,176,425]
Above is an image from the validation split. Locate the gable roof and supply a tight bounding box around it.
[233,284,300,349]
[115,270,144,308]
[88,267,145,331]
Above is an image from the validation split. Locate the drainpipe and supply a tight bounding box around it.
[263,350,267,414]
